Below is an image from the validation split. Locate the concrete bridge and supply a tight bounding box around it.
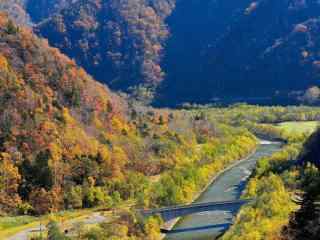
[141,199,251,223]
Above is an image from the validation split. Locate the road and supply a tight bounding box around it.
[7,212,107,240]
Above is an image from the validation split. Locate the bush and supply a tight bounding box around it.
[83,187,112,208]
[65,186,83,209]
[17,202,33,215]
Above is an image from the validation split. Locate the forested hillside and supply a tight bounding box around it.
[33,0,320,106]
[159,0,320,105]
[0,13,258,222]
[35,0,175,94]
[0,0,71,24]
[281,129,320,240]
[1,0,320,106]
[25,0,73,23]
[0,11,131,213]
[1,22,320,238]
[0,0,31,25]
[0,12,273,239]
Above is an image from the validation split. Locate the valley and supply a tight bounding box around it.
[1,100,319,239]
[1,1,320,240]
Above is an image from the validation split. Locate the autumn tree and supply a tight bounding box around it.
[0,152,22,210]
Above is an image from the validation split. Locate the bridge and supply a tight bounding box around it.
[140,199,251,223]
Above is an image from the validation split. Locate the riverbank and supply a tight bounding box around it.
[221,142,302,240]
[161,140,265,236]
[163,141,282,240]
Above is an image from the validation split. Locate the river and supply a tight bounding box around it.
[165,141,282,240]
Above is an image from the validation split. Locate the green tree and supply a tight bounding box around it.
[83,186,111,208]
[65,186,83,209]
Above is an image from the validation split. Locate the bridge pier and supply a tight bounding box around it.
[161,217,180,231]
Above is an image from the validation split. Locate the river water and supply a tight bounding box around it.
[165,141,282,240]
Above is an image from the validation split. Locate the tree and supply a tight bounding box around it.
[29,188,51,215]
[0,153,21,196]
[110,147,128,180]
[29,187,63,215]
[158,115,164,125]
[143,216,162,240]
[5,19,19,34]
[0,153,22,209]
[83,185,111,208]
[65,186,83,209]
[33,150,54,189]
[47,220,67,240]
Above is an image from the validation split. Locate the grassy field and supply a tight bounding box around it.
[274,121,319,135]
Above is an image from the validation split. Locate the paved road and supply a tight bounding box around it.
[7,212,107,240]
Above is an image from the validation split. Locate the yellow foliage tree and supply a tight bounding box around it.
[0,54,8,72]
[0,152,22,208]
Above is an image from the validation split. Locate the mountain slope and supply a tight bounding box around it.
[32,0,320,106]
[3,0,320,105]
[0,0,31,26]
[26,0,74,23]
[158,0,320,105]
[36,0,175,92]
[0,12,131,211]
[0,0,73,25]
[1,13,249,215]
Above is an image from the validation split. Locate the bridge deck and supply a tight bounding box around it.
[142,199,252,215]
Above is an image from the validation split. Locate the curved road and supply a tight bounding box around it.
[7,212,107,240]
